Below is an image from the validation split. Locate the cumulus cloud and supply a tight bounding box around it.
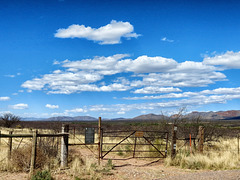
[125,56,178,73]
[10,103,28,110]
[54,20,140,44]
[21,54,227,94]
[88,93,240,113]
[45,104,59,109]
[124,87,240,100]
[0,96,10,101]
[48,87,240,116]
[63,54,129,75]
[65,108,87,113]
[203,51,240,69]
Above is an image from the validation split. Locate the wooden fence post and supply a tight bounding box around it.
[61,124,69,168]
[29,130,38,177]
[189,134,192,155]
[171,125,177,159]
[8,130,13,161]
[238,134,239,155]
[98,117,102,165]
[198,126,204,153]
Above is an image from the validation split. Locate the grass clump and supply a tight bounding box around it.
[71,156,114,180]
[165,137,240,170]
[31,170,53,180]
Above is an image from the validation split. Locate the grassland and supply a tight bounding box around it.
[0,119,240,179]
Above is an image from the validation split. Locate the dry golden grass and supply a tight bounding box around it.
[0,127,60,172]
[1,126,239,174]
[165,137,240,170]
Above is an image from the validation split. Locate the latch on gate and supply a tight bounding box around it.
[135,131,144,137]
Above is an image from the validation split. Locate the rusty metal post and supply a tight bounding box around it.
[29,130,38,177]
[73,126,76,144]
[101,128,103,159]
[171,125,177,159]
[61,124,69,168]
[98,117,102,165]
[198,126,204,153]
[8,130,13,161]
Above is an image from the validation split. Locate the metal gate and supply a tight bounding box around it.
[101,130,168,160]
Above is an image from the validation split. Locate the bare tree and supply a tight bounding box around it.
[0,113,21,128]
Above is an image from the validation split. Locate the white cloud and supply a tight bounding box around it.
[0,111,12,115]
[4,73,21,78]
[10,103,28,110]
[63,54,129,75]
[45,104,59,109]
[131,71,225,89]
[161,37,174,42]
[65,108,87,113]
[117,111,125,115]
[0,96,10,101]
[22,54,227,94]
[5,74,15,78]
[49,87,240,116]
[54,20,140,44]
[203,51,240,69]
[133,87,181,94]
[125,55,178,73]
[124,87,240,100]
[51,112,69,117]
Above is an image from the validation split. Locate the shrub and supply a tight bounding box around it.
[11,137,59,172]
[31,170,53,180]
[0,113,20,128]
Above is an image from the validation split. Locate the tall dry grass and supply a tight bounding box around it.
[0,127,60,172]
[165,137,240,170]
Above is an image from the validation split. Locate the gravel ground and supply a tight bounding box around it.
[1,157,240,180]
[161,169,240,180]
[0,169,240,180]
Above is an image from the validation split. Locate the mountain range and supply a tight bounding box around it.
[22,110,240,121]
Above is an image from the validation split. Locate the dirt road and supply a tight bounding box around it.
[1,159,239,180]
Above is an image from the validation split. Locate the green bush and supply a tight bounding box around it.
[31,170,53,180]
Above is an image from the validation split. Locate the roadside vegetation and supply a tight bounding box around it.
[165,137,240,170]
[0,113,240,179]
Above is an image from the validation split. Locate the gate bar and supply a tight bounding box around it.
[143,136,165,157]
[102,131,136,159]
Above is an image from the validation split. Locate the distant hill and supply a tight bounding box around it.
[132,113,167,120]
[110,117,126,121]
[46,116,97,121]
[184,110,240,120]
[21,110,240,121]
[21,117,47,121]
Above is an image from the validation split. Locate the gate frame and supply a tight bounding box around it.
[100,129,169,160]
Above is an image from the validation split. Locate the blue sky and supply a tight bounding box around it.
[1,0,240,119]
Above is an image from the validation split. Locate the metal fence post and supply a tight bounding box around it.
[61,124,69,168]
[98,117,102,165]
[171,125,177,159]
